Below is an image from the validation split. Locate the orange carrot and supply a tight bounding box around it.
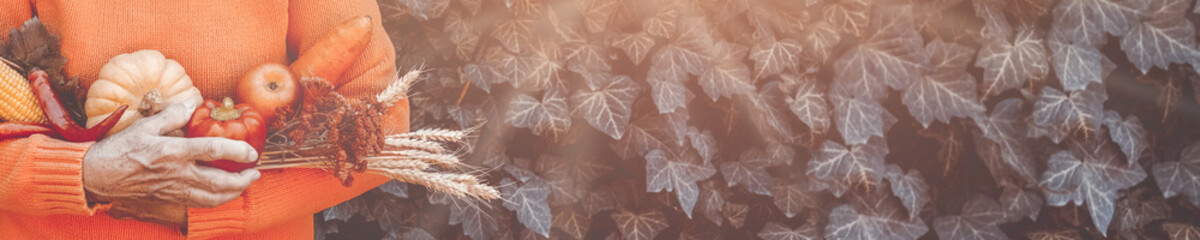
[291,15,374,87]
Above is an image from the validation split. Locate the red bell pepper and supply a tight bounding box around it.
[186,97,266,172]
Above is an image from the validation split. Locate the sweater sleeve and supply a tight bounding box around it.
[184,0,404,238]
[0,0,32,43]
[0,134,99,216]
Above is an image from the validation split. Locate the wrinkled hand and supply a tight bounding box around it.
[83,102,262,211]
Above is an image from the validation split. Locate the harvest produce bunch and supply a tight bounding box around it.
[0,17,497,203]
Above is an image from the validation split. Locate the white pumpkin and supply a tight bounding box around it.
[85,50,203,135]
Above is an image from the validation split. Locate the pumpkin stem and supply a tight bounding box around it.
[139,89,164,116]
[210,97,242,121]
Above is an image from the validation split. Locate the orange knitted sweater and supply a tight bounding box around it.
[0,0,405,239]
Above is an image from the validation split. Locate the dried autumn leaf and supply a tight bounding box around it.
[933,195,1007,240]
[508,89,571,140]
[611,209,669,240]
[1152,140,1200,208]
[645,149,717,218]
[833,5,928,100]
[571,74,642,140]
[1051,0,1147,46]
[975,28,1050,97]
[902,40,985,128]
[1031,84,1108,137]
[758,221,820,240]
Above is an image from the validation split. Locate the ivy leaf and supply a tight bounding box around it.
[902,40,985,128]
[444,10,480,61]
[700,42,755,101]
[699,180,731,226]
[1110,188,1167,236]
[396,0,449,20]
[1102,110,1148,165]
[884,164,930,220]
[687,127,717,164]
[833,92,888,145]
[825,198,929,240]
[724,202,750,229]
[611,111,685,160]
[1027,230,1083,240]
[785,74,832,134]
[1031,84,1108,136]
[833,5,928,100]
[581,0,619,33]
[749,38,803,78]
[571,73,642,140]
[772,180,821,219]
[449,199,502,240]
[644,6,680,38]
[379,180,409,199]
[646,149,718,218]
[975,28,1050,97]
[1165,223,1200,240]
[741,81,797,143]
[388,228,436,240]
[646,75,694,114]
[999,185,1043,222]
[1152,140,1200,207]
[1050,0,1147,46]
[1050,35,1116,92]
[823,0,870,36]
[802,21,842,64]
[564,39,612,75]
[933,195,1007,240]
[501,177,553,237]
[493,17,533,53]
[758,221,820,240]
[807,137,888,192]
[611,209,669,240]
[972,98,1039,185]
[508,89,571,140]
[325,197,366,221]
[514,42,564,91]
[649,18,713,84]
[611,31,655,65]
[1039,138,1148,236]
[552,206,591,240]
[1120,0,1198,74]
[973,0,1013,40]
[720,153,775,196]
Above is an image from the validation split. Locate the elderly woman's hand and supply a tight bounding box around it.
[82,101,261,211]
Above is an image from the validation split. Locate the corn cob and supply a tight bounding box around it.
[0,62,46,124]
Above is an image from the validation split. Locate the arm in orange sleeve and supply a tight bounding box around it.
[184,0,405,238]
[0,0,102,217]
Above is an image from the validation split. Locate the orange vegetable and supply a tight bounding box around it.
[290,15,373,87]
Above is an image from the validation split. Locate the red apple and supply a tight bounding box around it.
[237,63,298,123]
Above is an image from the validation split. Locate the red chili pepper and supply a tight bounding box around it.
[0,122,57,139]
[29,70,129,142]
